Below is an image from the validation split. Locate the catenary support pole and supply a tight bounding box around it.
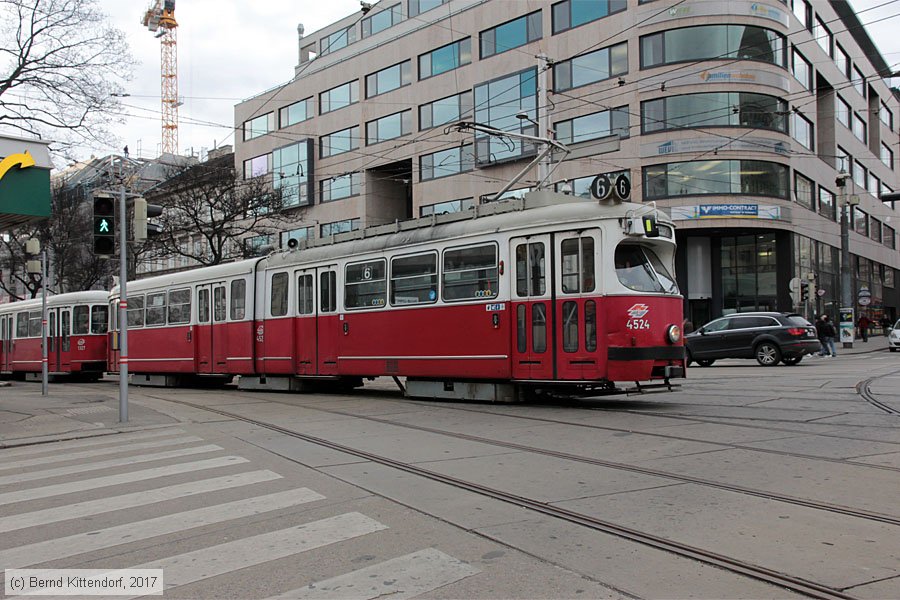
[840,194,853,349]
[41,250,48,396]
[119,184,129,422]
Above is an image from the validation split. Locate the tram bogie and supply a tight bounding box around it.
[105,191,685,401]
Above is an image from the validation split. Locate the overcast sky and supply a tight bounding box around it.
[90,0,900,163]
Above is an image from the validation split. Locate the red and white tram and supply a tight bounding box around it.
[0,291,109,380]
[109,191,685,400]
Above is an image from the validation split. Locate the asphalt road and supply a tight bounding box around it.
[0,350,898,599]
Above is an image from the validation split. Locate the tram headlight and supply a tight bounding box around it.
[666,324,681,344]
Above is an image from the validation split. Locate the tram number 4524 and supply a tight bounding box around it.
[627,318,651,330]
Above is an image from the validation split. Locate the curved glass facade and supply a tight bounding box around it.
[640,25,786,69]
[643,160,789,199]
[642,92,787,134]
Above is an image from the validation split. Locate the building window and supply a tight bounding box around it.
[818,187,836,220]
[554,42,627,92]
[643,160,788,199]
[366,61,411,98]
[882,143,894,169]
[419,91,473,130]
[362,4,402,38]
[556,106,629,144]
[852,113,867,143]
[243,112,274,141]
[792,0,811,31]
[366,110,412,145]
[320,172,361,202]
[640,25,786,69]
[853,206,868,236]
[409,0,448,17]
[884,225,896,250]
[880,102,894,130]
[871,218,882,243]
[242,153,271,179]
[794,171,814,209]
[319,80,359,114]
[320,25,356,56]
[791,48,812,90]
[474,68,537,164]
[552,0,626,34]
[836,146,851,173]
[853,160,866,189]
[273,140,313,208]
[280,227,313,248]
[320,218,360,237]
[419,197,474,216]
[480,11,541,59]
[813,16,832,56]
[834,43,850,78]
[835,95,850,128]
[852,66,866,97]
[641,92,787,133]
[279,98,313,128]
[320,126,360,158]
[419,38,471,80]
[791,111,813,150]
[419,144,475,180]
[720,233,778,313]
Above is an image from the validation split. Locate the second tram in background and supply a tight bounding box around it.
[108,190,685,401]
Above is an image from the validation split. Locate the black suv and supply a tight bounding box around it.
[685,312,821,367]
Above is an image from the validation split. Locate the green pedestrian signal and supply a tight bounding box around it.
[95,217,112,234]
[92,195,115,257]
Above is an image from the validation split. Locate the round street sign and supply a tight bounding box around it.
[789,277,802,292]
[591,174,612,200]
[858,286,871,298]
[816,288,826,297]
[613,174,631,201]
[859,296,871,306]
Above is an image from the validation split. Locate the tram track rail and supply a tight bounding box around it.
[152,393,862,600]
[856,369,900,416]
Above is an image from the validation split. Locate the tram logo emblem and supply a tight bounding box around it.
[627,304,650,319]
[77,338,86,350]
[256,325,264,343]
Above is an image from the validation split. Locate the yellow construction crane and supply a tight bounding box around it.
[141,0,179,156]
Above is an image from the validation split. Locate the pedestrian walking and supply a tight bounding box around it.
[858,314,870,342]
[880,316,892,337]
[819,315,837,357]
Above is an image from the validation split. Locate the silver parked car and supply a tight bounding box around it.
[889,319,900,352]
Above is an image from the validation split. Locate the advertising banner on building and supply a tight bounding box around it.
[670,204,782,220]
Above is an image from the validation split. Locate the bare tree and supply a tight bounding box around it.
[0,0,135,153]
[142,153,289,269]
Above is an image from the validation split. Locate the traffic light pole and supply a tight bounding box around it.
[118,184,128,422]
[41,250,48,396]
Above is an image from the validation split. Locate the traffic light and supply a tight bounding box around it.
[800,281,809,303]
[93,195,115,256]
[133,198,163,242]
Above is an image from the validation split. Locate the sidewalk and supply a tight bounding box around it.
[826,333,891,355]
[0,381,179,449]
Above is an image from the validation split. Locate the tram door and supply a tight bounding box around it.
[195,285,214,373]
[294,269,316,375]
[59,309,71,371]
[211,284,228,371]
[0,315,10,372]
[554,231,602,381]
[48,310,59,371]
[510,235,554,380]
[317,266,339,376]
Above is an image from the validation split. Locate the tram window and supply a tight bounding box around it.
[561,237,595,294]
[72,306,89,335]
[214,287,227,322]
[533,303,547,353]
[298,274,314,315]
[168,289,191,324]
[127,296,145,327]
[91,306,108,334]
[390,253,437,305]
[270,273,289,317]
[515,242,545,297]
[145,292,167,326]
[563,301,579,352]
[16,312,28,338]
[585,300,597,352]
[62,310,70,338]
[516,305,527,353]
[442,243,499,301]
[345,259,387,309]
[198,289,210,323]
[615,244,676,293]
[230,280,246,320]
[320,271,337,313]
[109,301,117,331]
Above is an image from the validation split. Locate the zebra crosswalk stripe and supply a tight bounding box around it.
[0,436,205,471]
[267,548,481,600]
[0,444,223,487]
[0,470,283,534]
[0,488,326,569]
[0,455,249,507]
[0,428,186,459]
[127,512,388,599]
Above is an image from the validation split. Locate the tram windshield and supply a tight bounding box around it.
[615,244,678,294]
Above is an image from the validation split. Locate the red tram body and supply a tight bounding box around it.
[109,192,685,400]
[0,291,109,380]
